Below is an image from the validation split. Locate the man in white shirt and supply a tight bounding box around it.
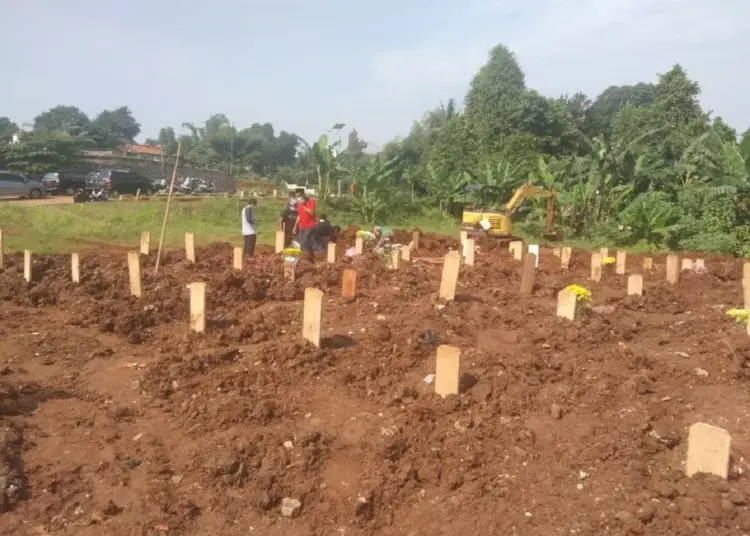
[242,199,257,256]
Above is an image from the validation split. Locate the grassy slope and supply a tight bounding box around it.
[0,199,461,253]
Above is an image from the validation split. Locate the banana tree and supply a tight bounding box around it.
[296,134,347,198]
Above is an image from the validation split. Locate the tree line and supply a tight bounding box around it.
[322,44,750,256]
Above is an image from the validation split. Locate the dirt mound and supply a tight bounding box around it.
[1,241,750,534]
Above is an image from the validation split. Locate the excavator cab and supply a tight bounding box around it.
[460,183,562,242]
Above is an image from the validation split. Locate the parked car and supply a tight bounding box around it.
[42,170,90,195]
[0,170,45,199]
[85,169,156,197]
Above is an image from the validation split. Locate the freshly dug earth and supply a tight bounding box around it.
[2,239,750,536]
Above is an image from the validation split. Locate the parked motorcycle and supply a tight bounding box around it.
[72,188,109,203]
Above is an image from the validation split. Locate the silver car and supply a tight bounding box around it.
[0,170,45,199]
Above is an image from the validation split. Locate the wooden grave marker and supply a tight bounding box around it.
[459,231,467,250]
[283,259,297,281]
[127,251,141,297]
[355,237,364,255]
[140,231,150,255]
[185,232,196,263]
[342,269,357,298]
[627,274,643,296]
[71,253,80,283]
[685,422,731,479]
[233,247,243,270]
[681,258,693,271]
[189,282,206,333]
[412,231,419,250]
[695,259,705,269]
[510,240,523,261]
[600,247,609,263]
[553,247,561,258]
[327,242,336,263]
[556,289,577,320]
[744,284,750,310]
[520,253,536,295]
[275,230,285,253]
[666,255,679,284]
[401,245,411,262]
[0,229,4,270]
[527,244,539,268]
[302,288,323,347]
[464,239,475,266]
[561,247,572,270]
[616,250,627,275]
[590,253,602,282]
[390,248,400,270]
[438,251,461,301]
[743,262,750,285]
[643,257,653,271]
[23,250,31,282]
[435,345,460,398]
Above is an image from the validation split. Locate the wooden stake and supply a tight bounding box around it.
[127,251,141,297]
[154,139,183,275]
[527,244,539,268]
[355,237,363,255]
[553,247,561,258]
[695,259,705,269]
[342,269,357,298]
[556,289,577,320]
[643,257,653,271]
[743,262,750,283]
[275,230,285,253]
[189,282,206,333]
[520,253,536,295]
[302,288,323,347]
[140,231,150,255]
[401,245,411,262]
[283,259,296,281]
[600,247,609,263]
[464,239,475,266]
[135,188,141,202]
[743,284,750,310]
[438,251,461,301]
[435,345,460,398]
[590,253,602,282]
[233,247,243,270]
[561,247,571,270]
[616,250,626,275]
[510,240,523,261]
[686,422,730,479]
[627,274,643,296]
[412,231,419,250]
[0,229,4,270]
[71,253,80,283]
[459,231,467,250]
[681,258,693,271]
[23,250,31,282]
[390,248,400,270]
[185,232,195,263]
[666,255,679,284]
[327,242,336,263]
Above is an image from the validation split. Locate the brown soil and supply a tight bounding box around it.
[2,240,750,535]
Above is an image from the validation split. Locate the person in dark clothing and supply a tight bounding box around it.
[279,206,298,248]
[312,214,338,252]
[241,199,258,256]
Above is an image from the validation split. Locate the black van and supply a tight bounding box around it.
[86,169,156,197]
[42,170,89,195]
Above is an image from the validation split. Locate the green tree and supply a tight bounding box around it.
[0,117,18,144]
[88,106,141,147]
[2,131,84,173]
[33,105,90,136]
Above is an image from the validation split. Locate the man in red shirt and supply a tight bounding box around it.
[294,194,317,260]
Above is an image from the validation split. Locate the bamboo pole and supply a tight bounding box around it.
[154,140,183,275]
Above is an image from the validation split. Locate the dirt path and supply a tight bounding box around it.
[2,239,750,535]
[0,197,73,205]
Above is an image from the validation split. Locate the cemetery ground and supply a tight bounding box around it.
[2,230,750,536]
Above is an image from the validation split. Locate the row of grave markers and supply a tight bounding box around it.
[0,228,737,478]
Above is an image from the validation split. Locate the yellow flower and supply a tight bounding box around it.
[281,247,301,256]
[356,230,366,237]
[564,284,592,304]
[727,308,749,324]
[603,256,616,265]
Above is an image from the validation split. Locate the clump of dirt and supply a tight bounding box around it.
[0,422,25,513]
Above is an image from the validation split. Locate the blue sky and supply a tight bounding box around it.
[2,0,748,148]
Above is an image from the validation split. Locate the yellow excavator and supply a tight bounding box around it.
[460,183,562,241]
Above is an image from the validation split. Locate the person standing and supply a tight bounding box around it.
[294,194,316,260]
[242,199,258,256]
[279,205,298,248]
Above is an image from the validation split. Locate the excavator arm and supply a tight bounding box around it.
[504,183,560,238]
